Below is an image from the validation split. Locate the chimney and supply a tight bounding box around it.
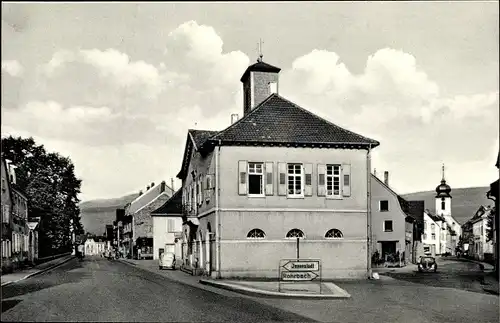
[231,113,239,125]
[151,182,155,188]
[240,59,281,116]
[160,181,166,193]
[139,190,143,196]
[146,185,150,191]
[374,168,377,177]
[384,171,389,186]
[8,164,17,185]
[171,178,175,192]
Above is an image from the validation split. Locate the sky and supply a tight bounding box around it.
[1,1,499,202]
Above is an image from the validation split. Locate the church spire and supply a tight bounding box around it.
[441,163,446,182]
[257,38,264,62]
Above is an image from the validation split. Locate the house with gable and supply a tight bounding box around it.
[122,181,174,259]
[177,56,380,279]
[1,157,14,273]
[151,189,183,261]
[370,170,424,266]
[466,205,494,261]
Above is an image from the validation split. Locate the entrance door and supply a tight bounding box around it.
[381,241,397,259]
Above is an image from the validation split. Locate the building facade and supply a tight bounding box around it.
[370,171,420,266]
[467,206,494,261]
[122,181,174,259]
[177,58,380,279]
[151,189,183,261]
[1,158,13,273]
[84,238,106,256]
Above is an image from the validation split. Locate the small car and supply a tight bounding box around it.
[159,252,176,270]
[418,256,438,273]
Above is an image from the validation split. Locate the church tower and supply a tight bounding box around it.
[435,163,452,218]
[240,40,281,116]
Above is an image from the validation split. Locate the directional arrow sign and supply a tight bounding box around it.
[281,271,319,281]
[281,261,319,272]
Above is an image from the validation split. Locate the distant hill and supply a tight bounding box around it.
[79,193,139,235]
[402,186,493,226]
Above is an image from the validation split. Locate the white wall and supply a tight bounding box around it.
[152,216,183,260]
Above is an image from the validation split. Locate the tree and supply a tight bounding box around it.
[1,136,84,257]
[486,207,495,242]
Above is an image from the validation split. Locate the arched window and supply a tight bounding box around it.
[286,229,305,239]
[325,228,343,239]
[207,222,212,233]
[247,229,266,239]
[441,198,446,211]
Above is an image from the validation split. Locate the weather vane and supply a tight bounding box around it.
[257,38,264,62]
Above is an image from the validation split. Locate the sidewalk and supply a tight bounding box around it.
[1,254,75,287]
[119,258,350,299]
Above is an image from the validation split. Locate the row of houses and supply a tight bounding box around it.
[1,157,40,274]
[106,56,491,279]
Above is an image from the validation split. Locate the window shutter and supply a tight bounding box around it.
[199,178,204,205]
[265,162,274,196]
[238,160,248,195]
[278,162,287,196]
[304,163,313,196]
[317,164,326,197]
[342,163,351,197]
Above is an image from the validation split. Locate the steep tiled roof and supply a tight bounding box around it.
[209,94,379,148]
[189,129,219,150]
[425,210,444,223]
[240,61,281,82]
[151,189,182,215]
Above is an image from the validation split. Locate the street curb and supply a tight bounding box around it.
[1,256,75,287]
[199,279,351,299]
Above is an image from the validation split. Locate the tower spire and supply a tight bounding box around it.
[441,163,445,182]
[257,38,264,62]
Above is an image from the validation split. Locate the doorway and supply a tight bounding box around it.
[381,241,397,258]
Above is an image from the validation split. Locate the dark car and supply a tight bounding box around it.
[418,256,438,273]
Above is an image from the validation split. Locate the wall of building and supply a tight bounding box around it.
[370,177,406,256]
[1,160,13,271]
[218,146,368,210]
[218,210,367,279]
[422,213,440,256]
[250,71,280,110]
[152,215,183,260]
[182,146,216,218]
[134,193,172,240]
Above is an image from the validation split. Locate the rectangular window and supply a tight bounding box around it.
[287,164,303,197]
[423,233,427,240]
[424,221,427,230]
[384,220,393,232]
[380,200,389,212]
[326,164,341,197]
[431,233,436,240]
[431,223,435,232]
[167,219,175,232]
[248,162,264,196]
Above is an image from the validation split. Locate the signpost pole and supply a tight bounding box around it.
[296,237,299,259]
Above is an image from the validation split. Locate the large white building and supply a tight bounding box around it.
[84,238,106,256]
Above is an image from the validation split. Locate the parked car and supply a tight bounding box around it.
[159,252,176,270]
[418,256,438,273]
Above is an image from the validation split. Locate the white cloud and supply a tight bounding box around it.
[1,59,24,77]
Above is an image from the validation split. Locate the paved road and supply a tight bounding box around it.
[382,257,490,293]
[1,256,314,322]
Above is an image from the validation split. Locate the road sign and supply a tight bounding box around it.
[281,271,319,281]
[281,260,319,272]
